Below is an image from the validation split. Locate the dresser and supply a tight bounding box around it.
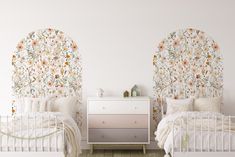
[87,97,150,153]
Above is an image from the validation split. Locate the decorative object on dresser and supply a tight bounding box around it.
[97,88,104,97]
[87,97,150,154]
[123,90,129,97]
[131,85,141,97]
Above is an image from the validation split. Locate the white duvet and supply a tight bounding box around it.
[155,112,235,154]
[0,112,81,157]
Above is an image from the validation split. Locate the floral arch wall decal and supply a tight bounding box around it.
[153,28,223,127]
[12,28,82,98]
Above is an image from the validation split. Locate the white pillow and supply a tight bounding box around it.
[39,95,58,112]
[51,96,78,119]
[194,97,221,112]
[166,97,193,115]
[16,96,55,113]
[24,98,43,113]
[23,98,33,113]
[15,97,29,113]
[15,98,26,113]
[39,99,47,112]
[31,99,41,112]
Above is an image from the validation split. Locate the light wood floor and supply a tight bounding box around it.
[80,150,165,157]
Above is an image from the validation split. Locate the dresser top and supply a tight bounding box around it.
[87,96,150,101]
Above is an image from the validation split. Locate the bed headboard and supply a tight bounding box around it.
[153,28,223,126]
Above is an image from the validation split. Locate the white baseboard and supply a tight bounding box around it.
[81,137,160,150]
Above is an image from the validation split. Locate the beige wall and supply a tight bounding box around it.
[0,0,235,140]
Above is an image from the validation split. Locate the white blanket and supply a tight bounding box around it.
[0,112,81,157]
[155,112,235,154]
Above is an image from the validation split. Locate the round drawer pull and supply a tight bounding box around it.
[102,106,106,110]
[134,121,137,124]
[101,135,105,138]
[134,135,137,138]
[102,121,105,124]
[134,106,138,110]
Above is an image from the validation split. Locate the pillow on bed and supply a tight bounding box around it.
[31,99,41,112]
[193,97,221,112]
[166,97,193,115]
[39,95,58,112]
[23,98,33,112]
[50,96,78,119]
[17,96,57,113]
[18,97,40,113]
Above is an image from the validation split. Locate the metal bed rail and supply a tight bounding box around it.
[171,113,235,157]
[0,113,65,153]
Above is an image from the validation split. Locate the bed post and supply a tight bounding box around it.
[161,92,164,118]
[170,119,175,157]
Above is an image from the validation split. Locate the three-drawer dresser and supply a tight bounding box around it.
[87,97,150,153]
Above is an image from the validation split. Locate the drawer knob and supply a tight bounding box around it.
[134,121,137,124]
[134,135,137,138]
[102,106,106,110]
[134,106,137,110]
[102,121,105,124]
[101,135,105,138]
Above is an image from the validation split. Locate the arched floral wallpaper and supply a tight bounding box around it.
[153,28,223,127]
[12,28,82,123]
[12,28,82,98]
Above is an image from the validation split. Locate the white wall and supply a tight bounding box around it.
[0,0,235,138]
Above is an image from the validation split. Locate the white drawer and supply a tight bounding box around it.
[88,129,148,142]
[88,100,149,114]
[88,115,148,128]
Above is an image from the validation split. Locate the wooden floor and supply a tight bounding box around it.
[80,150,165,157]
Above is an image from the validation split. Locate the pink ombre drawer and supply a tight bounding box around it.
[88,115,148,128]
[88,129,148,142]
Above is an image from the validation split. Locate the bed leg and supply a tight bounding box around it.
[164,153,171,157]
[90,144,93,154]
[143,144,146,154]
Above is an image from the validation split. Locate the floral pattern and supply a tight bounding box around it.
[153,28,223,128]
[12,28,82,124]
[12,28,82,98]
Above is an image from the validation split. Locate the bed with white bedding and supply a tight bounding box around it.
[155,111,235,157]
[152,28,229,157]
[0,112,81,157]
[8,28,83,157]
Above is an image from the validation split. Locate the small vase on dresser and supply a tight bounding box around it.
[87,97,150,154]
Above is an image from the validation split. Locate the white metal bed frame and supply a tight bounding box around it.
[0,113,65,157]
[171,113,235,157]
[159,85,235,157]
